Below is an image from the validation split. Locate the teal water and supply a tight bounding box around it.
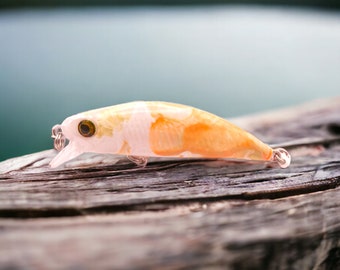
[1,6,340,161]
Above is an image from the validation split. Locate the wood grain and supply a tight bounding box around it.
[0,98,340,270]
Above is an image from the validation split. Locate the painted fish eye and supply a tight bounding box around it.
[78,120,96,137]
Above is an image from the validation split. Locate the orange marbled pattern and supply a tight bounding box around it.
[148,103,272,160]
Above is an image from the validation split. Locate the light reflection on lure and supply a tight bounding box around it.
[50,101,291,168]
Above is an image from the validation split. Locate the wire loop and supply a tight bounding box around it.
[272,148,291,168]
[51,125,66,151]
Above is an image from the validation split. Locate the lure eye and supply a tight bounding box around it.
[78,120,96,137]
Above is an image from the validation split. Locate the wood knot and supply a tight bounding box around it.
[327,123,340,135]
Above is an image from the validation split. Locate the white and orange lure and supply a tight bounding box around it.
[50,101,291,168]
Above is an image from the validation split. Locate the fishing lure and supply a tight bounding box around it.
[50,101,291,168]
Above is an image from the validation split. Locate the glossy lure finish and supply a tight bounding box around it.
[50,101,291,168]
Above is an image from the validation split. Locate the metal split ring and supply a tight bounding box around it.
[272,148,291,168]
[51,125,66,151]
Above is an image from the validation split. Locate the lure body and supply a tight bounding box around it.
[50,101,290,168]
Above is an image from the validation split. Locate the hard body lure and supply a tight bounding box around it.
[50,101,291,168]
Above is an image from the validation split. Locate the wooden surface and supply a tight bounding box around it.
[1,98,340,270]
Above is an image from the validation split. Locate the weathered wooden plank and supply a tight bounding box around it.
[0,98,340,269]
[0,153,339,216]
[0,188,339,269]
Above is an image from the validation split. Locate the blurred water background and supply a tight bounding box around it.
[0,3,340,161]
